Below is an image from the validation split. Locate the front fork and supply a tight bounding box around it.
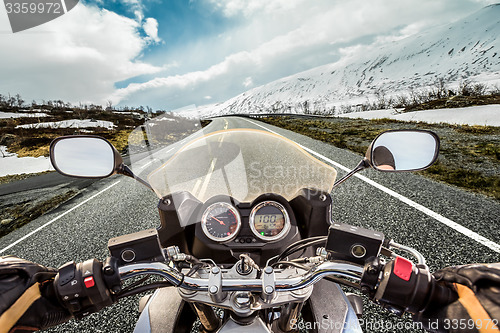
[189,302,221,332]
[278,302,304,332]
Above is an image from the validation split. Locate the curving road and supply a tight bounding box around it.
[0,116,499,332]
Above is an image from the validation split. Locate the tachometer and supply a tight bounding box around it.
[201,202,241,242]
[250,201,290,241]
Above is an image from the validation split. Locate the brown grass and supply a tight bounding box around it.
[260,116,500,201]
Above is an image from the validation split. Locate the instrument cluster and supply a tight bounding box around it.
[199,197,291,244]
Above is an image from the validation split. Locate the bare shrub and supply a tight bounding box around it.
[432,77,447,99]
[490,84,500,95]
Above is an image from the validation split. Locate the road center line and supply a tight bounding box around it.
[194,134,226,199]
[0,180,121,254]
[137,147,175,171]
[139,160,154,170]
[197,158,217,199]
[244,118,500,253]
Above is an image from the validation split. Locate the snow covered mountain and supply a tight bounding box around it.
[190,4,500,117]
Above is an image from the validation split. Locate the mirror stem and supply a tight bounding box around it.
[332,158,370,190]
[117,164,155,192]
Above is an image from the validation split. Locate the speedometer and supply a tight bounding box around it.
[249,201,290,241]
[201,202,241,242]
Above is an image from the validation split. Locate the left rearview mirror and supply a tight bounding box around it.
[366,130,440,172]
[50,136,123,178]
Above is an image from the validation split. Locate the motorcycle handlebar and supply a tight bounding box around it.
[118,256,457,315]
[53,255,457,319]
[117,256,457,315]
[118,261,365,292]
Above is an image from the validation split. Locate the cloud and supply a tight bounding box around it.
[0,3,162,104]
[1,0,493,110]
[116,0,481,108]
[143,17,161,43]
[243,77,253,88]
[120,0,144,19]
[139,0,494,109]
[204,0,307,17]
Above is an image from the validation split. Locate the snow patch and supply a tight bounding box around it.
[15,119,116,130]
[0,146,54,177]
[337,105,500,126]
[0,112,48,119]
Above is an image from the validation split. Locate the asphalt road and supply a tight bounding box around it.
[0,116,498,332]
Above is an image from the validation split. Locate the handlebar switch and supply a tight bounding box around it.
[360,257,385,296]
[102,257,121,294]
[55,259,116,319]
[361,256,458,316]
[368,257,442,315]
[54,261,83,313]
[58,261,76,285]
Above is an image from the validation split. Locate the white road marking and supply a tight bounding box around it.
[193,133,226,199]
[243,118,500,253]
[192,178,203,195]
[0,181,121,254]
[139,160,154,170]
[197,158,217,199]
[138,147,175,170]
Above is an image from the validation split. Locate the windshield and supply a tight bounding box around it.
[128,114,337,204]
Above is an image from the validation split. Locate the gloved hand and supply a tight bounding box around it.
[414,263,500,333]
[0,256,72,333]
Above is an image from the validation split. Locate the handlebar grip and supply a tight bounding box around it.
[361,256,458,315]
[424,279,458,313]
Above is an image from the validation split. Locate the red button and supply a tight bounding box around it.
[84,276,95,288]
[393,257,413,281]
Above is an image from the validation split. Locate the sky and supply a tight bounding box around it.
[0,0,498,110]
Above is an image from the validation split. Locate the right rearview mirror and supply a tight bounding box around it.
[50,135,123,178]
[366,130,440,172]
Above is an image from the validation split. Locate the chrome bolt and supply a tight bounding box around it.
[234,292,251,308]
[316,247,328,257]
[264,266,273,274]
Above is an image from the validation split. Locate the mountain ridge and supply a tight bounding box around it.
[193,4,500,117]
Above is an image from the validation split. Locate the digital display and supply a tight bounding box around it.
[256,214,281,224]
[250,201,290,241]
[254,213,284,236]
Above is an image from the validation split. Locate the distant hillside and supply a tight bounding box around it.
[190,4,500,117]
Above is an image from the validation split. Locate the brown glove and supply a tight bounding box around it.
[414,263,500,333]
[0,256,72,333]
